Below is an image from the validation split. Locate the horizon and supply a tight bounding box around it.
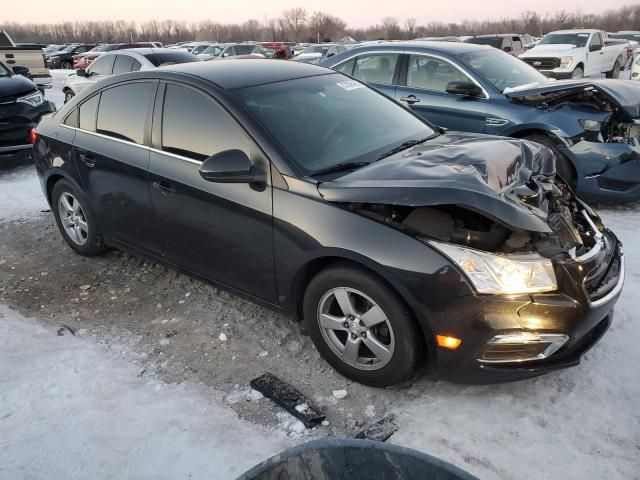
[3,0,634,30]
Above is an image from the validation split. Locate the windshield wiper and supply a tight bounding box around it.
[310,161,371,177]
[377,135,437,161]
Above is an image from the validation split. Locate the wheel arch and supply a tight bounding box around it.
[45,169,83,206]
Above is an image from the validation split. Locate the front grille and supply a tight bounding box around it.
[522,57,560,70]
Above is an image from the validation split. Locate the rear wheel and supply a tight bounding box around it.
[524,134,577,189]
[606,60,621,79]
[303,264,421,387]
[571,66,584,79]
[51,179,105,257]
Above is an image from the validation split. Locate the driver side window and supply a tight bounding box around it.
[406,56,472,93]
[89,56,116,76]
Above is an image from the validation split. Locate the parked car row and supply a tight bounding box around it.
[31,59,625,387]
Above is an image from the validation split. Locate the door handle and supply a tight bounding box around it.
[153,181,177,196]
[399,95,420,104]
[78,153,95,168]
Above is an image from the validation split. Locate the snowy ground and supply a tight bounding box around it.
[1,72,639,479]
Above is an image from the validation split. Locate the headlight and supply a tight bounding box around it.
[559,56,573,68]
[17,91,45,107]
[430,241,557,295]
[579,119,602,132]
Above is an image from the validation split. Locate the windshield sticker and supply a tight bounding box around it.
[337,80,364,91]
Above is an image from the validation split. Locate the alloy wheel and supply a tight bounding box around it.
[58,192,89,246]
[317,287,395,371]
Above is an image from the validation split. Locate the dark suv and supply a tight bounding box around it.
[46,44,96,69]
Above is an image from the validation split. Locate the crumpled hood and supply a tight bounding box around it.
[505,79,640,120]
[318,133,558,233]
[0,74,37,99]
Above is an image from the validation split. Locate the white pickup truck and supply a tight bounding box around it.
[519,29,627,79]
[0,30,52,92]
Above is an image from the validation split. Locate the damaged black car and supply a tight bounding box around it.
[33,61,624,387]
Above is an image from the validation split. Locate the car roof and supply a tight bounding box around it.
[473,34,518,38]
[157,59,332,89]
[549,29,599,34]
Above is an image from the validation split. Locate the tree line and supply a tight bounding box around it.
[3,4,640,45]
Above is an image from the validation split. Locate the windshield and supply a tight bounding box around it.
[192,44,211,55]
[202,46,223,56]
[458,49,548,92]
[43,45,60,54]
[539,33,589,47]
[609,33,640,42]
[57,45,78,53]
[467,37,502,48]
[233,74,434,176]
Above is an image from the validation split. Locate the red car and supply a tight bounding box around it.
[73,42,157,69]
[251,42,293,59]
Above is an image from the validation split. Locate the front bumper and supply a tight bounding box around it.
[423,230,623,384]
[32,75,53,90]
[561,141,640,203]
[538,69,574,80]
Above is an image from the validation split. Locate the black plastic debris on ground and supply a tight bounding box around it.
[250,372,326,428]
[56,325,76,336]
[354,415,397,442]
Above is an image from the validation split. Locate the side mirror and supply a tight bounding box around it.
[503,46,512,52]
[327,52,335,58]
[445,81,483,98]
[589,44,601,52]
[12,66,31,78]
[199,149,266,184]
[77,68,87,77]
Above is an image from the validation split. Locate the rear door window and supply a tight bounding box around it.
[161,83,249,161]
[79,94,99,132]
[335,58,356,76]
[352,54,399,85]
[112,55,136,74]
[96,82,156,144]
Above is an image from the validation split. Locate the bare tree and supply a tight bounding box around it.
[404,18,417,40]
[381,17,401,40]
[282,7,307,42]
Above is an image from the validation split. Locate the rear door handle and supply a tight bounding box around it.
[399,95,420,104]
[153,181,177,196]
[78,153,95,168]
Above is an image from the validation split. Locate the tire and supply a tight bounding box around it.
[571,66,584,79]
[524,134,577,189]
[606,60,621,79]
[64,89,74,104]
[51,179,105,257]
[303,264,421,387]
[61,60,73,70]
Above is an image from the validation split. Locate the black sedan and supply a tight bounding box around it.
[0,61,55,158]
[33,61,624,387]
[46,44,95,69]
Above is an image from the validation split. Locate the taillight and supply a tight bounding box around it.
[29,128,38,145]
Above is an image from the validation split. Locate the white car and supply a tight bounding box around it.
[519,29,627,79]
[61,48,199,103]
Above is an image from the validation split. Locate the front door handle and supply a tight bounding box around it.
[153,181,177,196]
[78,153,95,168]
[399,95,420,104]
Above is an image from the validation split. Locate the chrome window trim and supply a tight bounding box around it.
[60,124,203,165]
[332,49,490,99]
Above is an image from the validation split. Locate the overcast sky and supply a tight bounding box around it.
[6,0,626,28]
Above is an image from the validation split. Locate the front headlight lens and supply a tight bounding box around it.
[17,91,45,107]
[560,56,573,68]
[430,241,557,295]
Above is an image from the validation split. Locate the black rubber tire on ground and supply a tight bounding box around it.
[64,90,74,103]
[303,264,422,388]
[61,60,73,70]
[571,66,584,79]
[524,133,577,189]
[51,179,106,257]
[606,60,622,79]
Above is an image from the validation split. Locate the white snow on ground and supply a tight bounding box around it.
[0,306,290,480]
[0,166,48,222]
[391,207,640,479]
[47,69,72,109]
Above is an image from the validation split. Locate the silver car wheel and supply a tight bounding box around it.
[317,287,395,371]
[58,192,89,246]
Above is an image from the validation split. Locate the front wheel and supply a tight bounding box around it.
[51,179,105,256]
[303,264,422,387]
[61,60,73,70]
[571,66,584,79]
